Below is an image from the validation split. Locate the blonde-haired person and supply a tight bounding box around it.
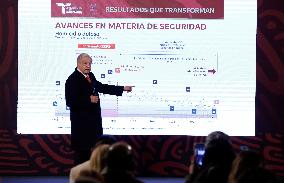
[70,144,110,183]
[89,144,109,173]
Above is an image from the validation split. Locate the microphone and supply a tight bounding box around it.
[92,82,98,96]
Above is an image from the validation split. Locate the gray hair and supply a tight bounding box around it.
[77,53,92,63]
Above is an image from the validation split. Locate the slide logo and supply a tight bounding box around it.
[54,2,83,15]
[56,3,71,14]
[51,0,97,17]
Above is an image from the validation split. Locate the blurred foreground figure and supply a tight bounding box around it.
[102,141,144,183]
[185,131,235,183]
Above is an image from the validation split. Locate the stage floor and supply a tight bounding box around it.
[0,176,185,183]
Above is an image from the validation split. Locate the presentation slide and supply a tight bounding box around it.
[18,0,256,135]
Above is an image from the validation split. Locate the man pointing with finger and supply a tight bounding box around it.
[65,53,133,165]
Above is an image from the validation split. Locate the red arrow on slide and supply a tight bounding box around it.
[208,69,216,74]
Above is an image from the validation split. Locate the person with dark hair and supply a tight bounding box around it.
[228,150,264,183]
[101,141,143,183]
[92,135,117,149]
[204,131,231,148]
[65,53,133,165]
[185,131,235,183]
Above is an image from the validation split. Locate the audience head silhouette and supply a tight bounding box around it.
[106,141,135,171]
[69,135,117,183]
[205,131,231,148]
[202,131,235,167]
[102,141,143,183]
[186,131,235,183]
[238,167,277,183]
[228,149,264,183]
[94,135,117,148]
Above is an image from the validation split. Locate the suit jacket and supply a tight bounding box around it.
[65,68,124,150]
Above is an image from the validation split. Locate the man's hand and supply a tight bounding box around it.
[90,95,99,103]
[124,86,134,93]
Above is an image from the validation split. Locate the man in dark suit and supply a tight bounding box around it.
[65,53,133,165]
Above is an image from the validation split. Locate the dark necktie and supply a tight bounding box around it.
[86,75,91,83]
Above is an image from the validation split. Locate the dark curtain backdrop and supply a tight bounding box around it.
[0,0,284,176]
